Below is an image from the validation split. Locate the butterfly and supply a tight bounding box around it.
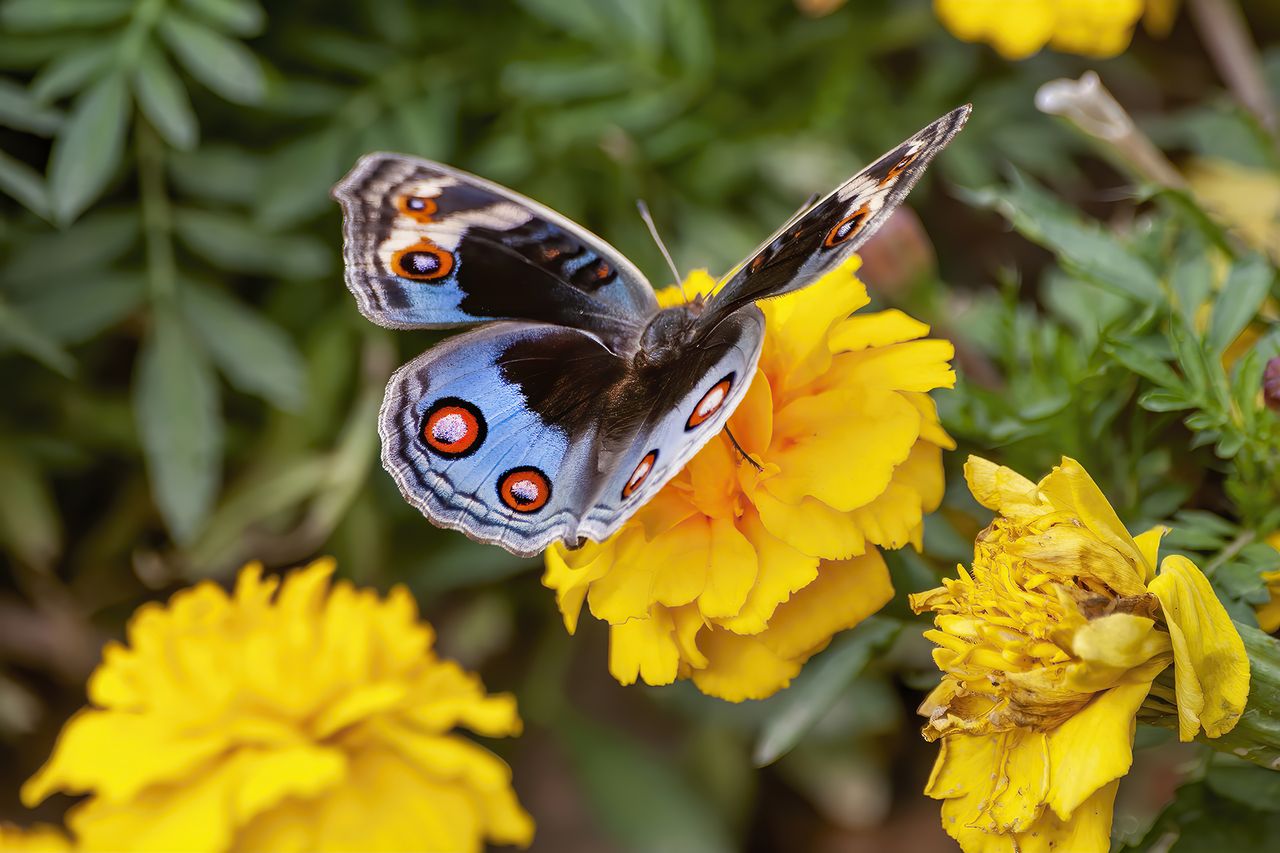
[332,105,970,557]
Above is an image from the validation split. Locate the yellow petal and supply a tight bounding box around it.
[827,308,930,353]
[825,338,957,395]
[767,387,919,511]
[609,606,680,687]
[697,517,759,618]
[1148,555,1250,740]
[719,510,819,634]
[1066,613,1170,693]
[1044,680,1151,819]
[1133,525,1168,581]
[762,256,869,389]
[1017,780,1119,853]
[21,711,227,806]
[751,487,868,560]
[1006,526,1149,597]
[848,440,945,551]
[757,549,893,660]
[727,367,773,457]
[1038,457,1146,582]
[588,522,696,624]
[963,456,1039,516]
[690,628,802,702]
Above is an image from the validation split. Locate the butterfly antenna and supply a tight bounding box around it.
[724,426,764,472]
[637,200,687,301]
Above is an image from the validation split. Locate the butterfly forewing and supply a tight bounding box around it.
[332,154,658,352]
[701,104,971,327]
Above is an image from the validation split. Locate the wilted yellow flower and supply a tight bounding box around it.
[913,456,1249,853]
[1256,532,1280,633]
[21,559,534,853]
[545,257,955,701]
[934,0,1177,60]
[0,823,72,852]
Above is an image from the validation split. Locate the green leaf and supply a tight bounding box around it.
[1,208,138,289]
[132,44,198,151]
[1207,759,1280,812]
[133,307,223,543]
[558,712,734,853]
[29,41,116,102]
[0,147,50,219]
[15,272,145,344]
[159,11,265,105]
[180,282,306,410]
[0,78,62,134]
[753,617,899,767]
[0,0,132,32]
[168,143,262,205]
[1106,339,1183,388]
[253,129,346,228]
[46,73,130,225]
[172,207,330,279]
[0,299,75,375]
[1208,255,1273,354]
[1139,388,1197,413]
[965,173,1163,302]
[180,0,265,37]
[0,446,62,571]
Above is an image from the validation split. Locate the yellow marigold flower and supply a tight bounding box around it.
[545,257,955,702]
[0,823,72,852]
[913,456,1250,853]
[21,559,534,853]
[1256,532,1280,633]
[934,0,1177,60]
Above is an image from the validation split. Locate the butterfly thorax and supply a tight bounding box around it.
[635,297,706,369]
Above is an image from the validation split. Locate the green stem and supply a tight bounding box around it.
[1139,622,1280,771]
[1188,0,1278,138]
[136,120,176,305]
[1203,529,1257,577]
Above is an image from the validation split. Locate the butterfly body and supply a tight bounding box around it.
[334,106,969,556]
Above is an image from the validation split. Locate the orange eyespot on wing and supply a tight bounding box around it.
[499,467,552,513]
[883,150,918,183]
[397,195,438,222]
[622,450,659,499]
[392,240,454,281]
[686,374,734,430]
[823,204,872,249]
[423,398,486,458]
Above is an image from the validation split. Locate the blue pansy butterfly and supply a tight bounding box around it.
[332,106,970,556]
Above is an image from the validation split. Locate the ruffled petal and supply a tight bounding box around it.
[1044,681,1150,819]
[756,549,893,660]
[609,606,681,687]
[689,628,802,702]
[767,387,920,511]
[1038,458,1146,582]
[963,456,1040,516]
[1149,555,1250,740]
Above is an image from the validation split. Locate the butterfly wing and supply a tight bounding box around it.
[700,105,971,327]
[378,313,764,556]
[332,153,658,351]
[577,306,765,541]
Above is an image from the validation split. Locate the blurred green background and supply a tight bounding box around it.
[3,0,1280,850]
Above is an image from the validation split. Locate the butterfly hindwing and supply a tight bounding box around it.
[701,105,971,326]
[378,312,765,555]
[579,306,765,540]
[333,154,658,350]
